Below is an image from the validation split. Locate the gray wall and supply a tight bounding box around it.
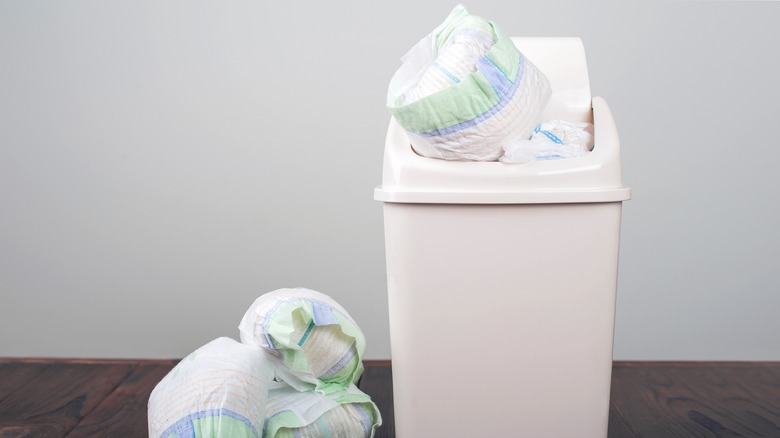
[1,1,778,360]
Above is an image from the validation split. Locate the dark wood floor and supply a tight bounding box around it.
[1,360,779,437]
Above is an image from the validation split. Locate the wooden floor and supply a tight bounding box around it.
[1,360,779,437]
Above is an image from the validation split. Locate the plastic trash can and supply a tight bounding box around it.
[374,38,631,438]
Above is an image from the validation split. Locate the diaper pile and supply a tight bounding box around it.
[148,288,382,438]
[387,5,552,161]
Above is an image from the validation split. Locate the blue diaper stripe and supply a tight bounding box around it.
[320,343,358,379]
[353,403,374,433]
[433,61,461,84]
[540,130,564,144]
[312,301,338,326]
[160,408,259,438]
[298,321,316,346]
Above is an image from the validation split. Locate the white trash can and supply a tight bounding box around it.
[374,38,631,438]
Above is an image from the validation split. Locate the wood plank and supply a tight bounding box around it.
[609,362,780,438]
[66,361,177,438]
[709,364,780,436]
[0,363,53,404]
[358,364,394,438]
[0,362,133,437]
[608,399,638,438]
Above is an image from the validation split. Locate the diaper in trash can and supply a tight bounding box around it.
[387,5,551,161]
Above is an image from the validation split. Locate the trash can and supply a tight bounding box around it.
[374,38,631,438]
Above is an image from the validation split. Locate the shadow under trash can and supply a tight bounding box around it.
[375,38,631,437]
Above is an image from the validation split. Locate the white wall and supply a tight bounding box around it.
[1,1,778,360]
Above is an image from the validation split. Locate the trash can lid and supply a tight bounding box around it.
[518,37,593,124]
[375,38,630,205]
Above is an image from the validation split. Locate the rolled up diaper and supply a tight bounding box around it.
[239,288,366,393]
[263,382,381,438]
[147,337,274,438]
[387,5,551,161]
[500,120,594,162]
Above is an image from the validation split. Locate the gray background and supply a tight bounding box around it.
[1,1,778,360]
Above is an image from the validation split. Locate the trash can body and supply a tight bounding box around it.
[383,202,621,437]
[376,38,630,437]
